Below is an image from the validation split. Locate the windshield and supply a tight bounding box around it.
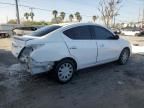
[30,25,62,37]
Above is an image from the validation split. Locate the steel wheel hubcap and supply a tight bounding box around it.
[122,50,129,63]
[58,63,73,81]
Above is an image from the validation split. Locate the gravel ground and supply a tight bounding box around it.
[0,38,144,108]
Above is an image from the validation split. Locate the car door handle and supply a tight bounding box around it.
[69,46,77,50]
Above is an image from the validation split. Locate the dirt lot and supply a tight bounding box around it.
[0,38,144,108]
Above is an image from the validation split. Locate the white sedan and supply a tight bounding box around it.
[121,29,140,36]
[11,23,132,83]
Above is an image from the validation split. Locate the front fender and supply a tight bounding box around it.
[30,42,71,62]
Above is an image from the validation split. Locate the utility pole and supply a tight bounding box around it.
[15,0,20,24]
[113,13,119,28]
[142,1,144,28]
[138,8,140,23]
[6,16,8,23]
[30,7,33,13]
[143,8,144,28]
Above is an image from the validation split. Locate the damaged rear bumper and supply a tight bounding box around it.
[21,58,54,75]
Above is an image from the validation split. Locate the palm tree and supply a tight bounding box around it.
[92,16,98,22]
[52,10,58,23]
[60,12,66,21]
[24,12,29,21]
[78,15,82,22]
[69,14,74,22]
[29,12,34,21]
[75,12,80,22]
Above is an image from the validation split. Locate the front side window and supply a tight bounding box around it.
[30,25,61,37]
[63,26,92,40]
[93,26,114,40]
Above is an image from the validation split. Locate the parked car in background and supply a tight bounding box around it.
[12,26,43,36]
[121,28,141,36]
[111,28,121,34]
[137,29,144,37]
[0,31,10,38]
[11,23,131,83]
[0,24,22,37]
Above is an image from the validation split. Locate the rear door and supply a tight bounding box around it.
[91,26,121,62]
[62,25,97,68]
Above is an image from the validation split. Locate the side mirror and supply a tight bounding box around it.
[114,31,118,34]
[113,34,119,40]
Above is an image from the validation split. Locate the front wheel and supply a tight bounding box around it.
[118,48,130,65]
[54,59,76,83]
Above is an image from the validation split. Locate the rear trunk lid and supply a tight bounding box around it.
[11,35,38,57]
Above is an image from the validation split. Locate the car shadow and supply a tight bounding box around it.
[28,61,119,85]
[0,48,130,86]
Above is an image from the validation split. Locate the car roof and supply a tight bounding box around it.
[54,22,108,30]
[54,22,103,27]
[52,22,114,35]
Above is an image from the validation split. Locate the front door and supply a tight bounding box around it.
[91,25,120,62]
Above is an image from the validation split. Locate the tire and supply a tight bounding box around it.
[6,34,9,38]
[1,34,4,38]
[135,33,138,36]
[54,59,76,83]
[118,48,130,65]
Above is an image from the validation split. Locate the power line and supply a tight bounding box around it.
[0,1,93,18]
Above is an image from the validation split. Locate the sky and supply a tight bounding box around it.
[0,0,144,24]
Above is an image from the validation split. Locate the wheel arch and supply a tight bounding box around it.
[56,57,77,70]
[123,47,130,52]
[120,47,131,57]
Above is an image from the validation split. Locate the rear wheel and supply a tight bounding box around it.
[54,59,76,83]
[118,48,130,65]
[135,33,138,36]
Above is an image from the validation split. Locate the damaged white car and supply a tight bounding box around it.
[12,23,131,83]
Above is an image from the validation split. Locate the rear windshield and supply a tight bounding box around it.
[30,25,62,37]
[14,27,35,31]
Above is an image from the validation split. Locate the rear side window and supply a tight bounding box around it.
[92,26,114,40]
[63,26,92,40]
[30,25,61,37]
